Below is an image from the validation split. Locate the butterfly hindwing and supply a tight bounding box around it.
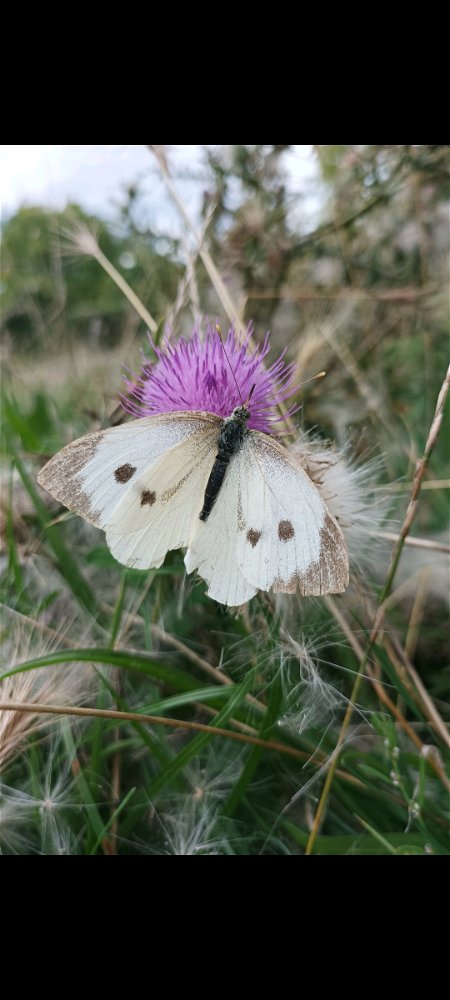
[239,433,348,595]
[185,431,349,604]
[184,479,258,605]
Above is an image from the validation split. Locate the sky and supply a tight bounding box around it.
[0,145,323,234]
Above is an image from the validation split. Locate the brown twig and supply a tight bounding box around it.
[379,481,450,492]
[405,569,432,663]
[374,531,450,553]
[0,700,364,787]
[0,699,316,762]
[246,285,434,303]
[387,635,450,749]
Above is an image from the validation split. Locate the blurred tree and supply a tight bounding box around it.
[1,204,180,351]
[203,144,295,325]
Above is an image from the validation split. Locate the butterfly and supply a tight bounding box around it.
[38,395,349,606]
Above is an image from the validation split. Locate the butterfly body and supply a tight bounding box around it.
[38,408,349,606]
[199,405,250,521]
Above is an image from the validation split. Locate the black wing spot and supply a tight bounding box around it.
[114,463,136,483]
[141,490,157,506]
[278,520,295,541]
[247,529,262,547]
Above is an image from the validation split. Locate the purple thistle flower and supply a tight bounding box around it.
[123,324,299,433]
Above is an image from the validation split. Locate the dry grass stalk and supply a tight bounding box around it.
[375,531,450,554]
[0,699,363,788]
[148,146,245,335]
[0,639,93,772]
[305,364,450,853]
[325,595,449,784]
[61,221,158,333]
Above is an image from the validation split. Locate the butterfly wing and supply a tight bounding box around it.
[105,420,220,569]
[38,412,220,567]
[39,413,349,600]
[186,431,349,605]
[185,498,259,606]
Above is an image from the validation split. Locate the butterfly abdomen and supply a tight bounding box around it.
[199,406,249,522]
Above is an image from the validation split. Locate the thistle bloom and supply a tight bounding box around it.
[123,324,299,433]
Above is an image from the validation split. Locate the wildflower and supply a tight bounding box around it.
[123,323,299,432]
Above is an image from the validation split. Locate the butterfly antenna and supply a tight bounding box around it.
[244,383,256,407]
[266,370,326,399]
[260,370,326,406]
[300,370,327,386]
[216,324,244,405]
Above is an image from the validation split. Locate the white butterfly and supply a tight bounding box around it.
[37,405,349,606]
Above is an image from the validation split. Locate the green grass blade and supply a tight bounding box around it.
[62,723,106,850]
[284,822,428,855]
[146,670,256,799]
[0,647,201,692]
[88,787,136,856]
[222,676,283,816]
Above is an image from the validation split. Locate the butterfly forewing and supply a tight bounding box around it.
[105,422,219,569]
[37,412,220,531]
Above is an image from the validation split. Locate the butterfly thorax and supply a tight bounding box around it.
[219,404,250,451]
[199,405,250,521]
